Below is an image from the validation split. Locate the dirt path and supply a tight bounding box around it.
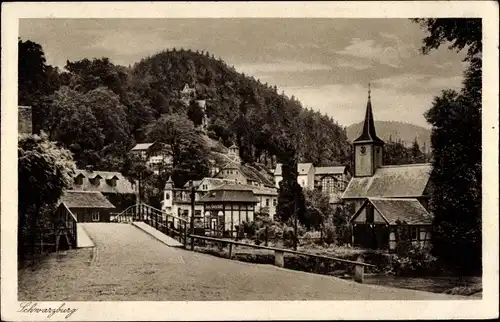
[18,223,465,301]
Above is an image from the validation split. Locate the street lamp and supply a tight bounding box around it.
[189,180,196,250]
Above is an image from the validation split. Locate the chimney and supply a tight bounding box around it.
[86,165,94,172]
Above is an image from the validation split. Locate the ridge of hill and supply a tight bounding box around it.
[346,121,431,150]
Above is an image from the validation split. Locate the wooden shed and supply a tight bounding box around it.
[60,191,116,222]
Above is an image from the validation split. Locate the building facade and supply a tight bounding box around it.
[199,184,259,237]
[161,177,205,223]
[60,191,116,222]
[68,166,137,214]
[342,86,433,250]
[130,141,173,175]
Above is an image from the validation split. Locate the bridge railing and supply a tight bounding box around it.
[112,203,189,246]
[188,234,375,283]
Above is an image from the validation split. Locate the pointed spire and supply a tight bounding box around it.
[353,84,384,144]
[164,176,174,190]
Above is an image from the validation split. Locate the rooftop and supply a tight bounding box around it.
[315,166,347,176]
[71,169,136,194]
[274,163,314,176]
[199,184,260,203]
[131,142,155,151]
[342,163,432,199]
[60,191,116,209]
[368,197,432,225]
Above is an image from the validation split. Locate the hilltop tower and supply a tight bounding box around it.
[353,84,384,177]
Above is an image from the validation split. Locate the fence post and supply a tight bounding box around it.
[184,222,188,248]
[265,226,268,246]
[274,250,284,267]
[354,255,365,283]
[228,243,233,259]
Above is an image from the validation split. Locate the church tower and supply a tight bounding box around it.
[353,84,384,177]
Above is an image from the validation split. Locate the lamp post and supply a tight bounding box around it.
[190,180,196,250]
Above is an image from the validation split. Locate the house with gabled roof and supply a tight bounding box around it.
[59,190,116,222]
[342,86,433,250]
[130,141,173,174]
[274,162,315,190]
[69,166,137,214]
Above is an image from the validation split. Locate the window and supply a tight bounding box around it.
[273,198,277,207]
[410,227,419,240]
[183,210,189,218]
[91,212,100,222]
[195,210,202,217]
[165,192,170,200]
[266,198,270,207]
[74,176,83,185]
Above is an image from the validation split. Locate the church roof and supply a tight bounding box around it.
[368,197,432,225]
[342,163,432,199]
[353,86,384,144]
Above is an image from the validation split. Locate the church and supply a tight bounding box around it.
[342,86,433,251]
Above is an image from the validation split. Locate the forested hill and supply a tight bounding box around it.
[130,49,350,165]
[346,121,431,150]
[19,41,350,186]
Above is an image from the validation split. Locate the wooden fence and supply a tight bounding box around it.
[188,234,375,283]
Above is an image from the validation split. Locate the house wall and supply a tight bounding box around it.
[351,206,386,224]
[216,168,247,184]
[274,175,283,188]
[70,208,112,222]
[254,193,277,220]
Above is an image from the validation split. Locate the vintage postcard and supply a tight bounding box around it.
[1,1,498,321]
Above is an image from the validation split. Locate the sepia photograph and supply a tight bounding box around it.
[2,1,498,321]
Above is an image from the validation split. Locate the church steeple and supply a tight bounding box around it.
[354,83,384,144]
[352,84,384,177]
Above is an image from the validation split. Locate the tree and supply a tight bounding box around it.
[410,138,425,163]
[414,18,482,275]
[412,18,482,61]
[303,189,331,230]
[18,39,61,132]
[44,86,131,168]
[145,113,210,186]
[383,141,413,165]
[18,132,76,263]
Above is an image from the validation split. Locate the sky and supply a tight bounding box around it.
[19,18,468,128]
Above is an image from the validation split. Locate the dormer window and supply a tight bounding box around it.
[88,174,102,186]
[74,174,85,186]
[106,175,119,187]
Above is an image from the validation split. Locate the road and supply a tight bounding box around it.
[19,223,464,301]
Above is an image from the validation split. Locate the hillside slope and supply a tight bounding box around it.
[131,49,351,166]
[347,121,431,150]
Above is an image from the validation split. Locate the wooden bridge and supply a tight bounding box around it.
[111,203,374,283]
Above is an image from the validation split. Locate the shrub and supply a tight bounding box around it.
[391,244,438,276]
[322,219,336,245]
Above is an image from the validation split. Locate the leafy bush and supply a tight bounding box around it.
[391,244,438,276]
